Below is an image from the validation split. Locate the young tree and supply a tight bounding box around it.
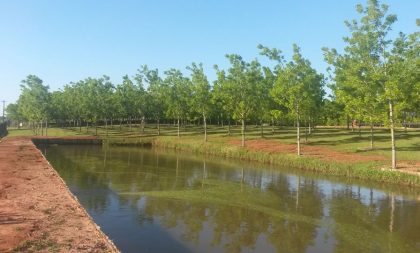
[18,75,51,135]
[164,69,192,137]
[187,63,211,142]
[139,65,166,135]
[323,0,411,168]
[221,54,262,147]
[272,45,324,156]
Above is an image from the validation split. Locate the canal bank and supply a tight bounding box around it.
[0,137,118,252]
[105,137,420,187]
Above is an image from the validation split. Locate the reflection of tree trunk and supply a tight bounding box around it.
[389,193,395,233]
[241,167,244,192]
[202,160,206,190]
[296,176,300,210]
[103,147,107,167]
[174,156,179,190]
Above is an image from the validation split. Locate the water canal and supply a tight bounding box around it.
[40,145,420,253]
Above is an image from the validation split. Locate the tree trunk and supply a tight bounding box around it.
[228,119,231,136]
[157,118,160,136]
[177,117,180,138]
[358,121,361,137]
[141,116,145,134]
[95,122,98,136]
[297,107,301,156]
[203,114,207,142]
[241,118,245,147]
[105,118,108,137]
[45,120,48,136]
[79,119,82,132]
[389,101,396,169]
[370,120,374,150]
[40,120,43,136]
[260,121,264,138]
[271,117,275,134]
[346,115,350,130]
[308,117,312,135]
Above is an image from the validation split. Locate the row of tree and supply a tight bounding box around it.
[6,0,419,169]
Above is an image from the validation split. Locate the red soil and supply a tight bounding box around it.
[0,137,119,253]
[229,139,386,163]
[229,139,420,175]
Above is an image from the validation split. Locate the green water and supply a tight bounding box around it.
[40,145,420,253]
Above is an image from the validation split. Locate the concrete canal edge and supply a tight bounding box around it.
[0,136,119,252]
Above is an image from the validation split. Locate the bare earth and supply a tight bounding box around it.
[0,137,119,253]
[229,139,420,174]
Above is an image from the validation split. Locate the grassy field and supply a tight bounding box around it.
[7,124,420,161]
[7,124,420,186]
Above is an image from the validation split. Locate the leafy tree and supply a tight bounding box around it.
[272,45,324,155]
[223,54,262,147]
[164,69,192,137]
[6,103,25,127]
[18,75,51,135]
[323,0,412,168]
[138,65,166,135]
[187,63,212,142]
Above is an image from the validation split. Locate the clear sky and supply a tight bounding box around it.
[0,0,419,104]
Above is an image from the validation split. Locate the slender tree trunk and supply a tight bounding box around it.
[260,121,264,138]
[110,118,113,129]
[308,117,312,135]
[389,101,396,169]
[105,118,108,137]
[203,114,207,142]
[141,116,145,134]
[346,115,350,130]
[351,120,355,132]
[129,117,132,131]
[157,118,160,136]
[79,119,81,132]
[358,121,362,137]
[45,120,48,136]
[271,117,275,134]
[177,117,180,137]
[297,107,301,156]
[241,118,245,147]
[95,122,98,136]
[40,120,43,136]
[228,119,231,136]
[370,119,374,150]
[305,120,308,144]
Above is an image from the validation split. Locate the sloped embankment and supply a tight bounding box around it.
[0,137,118,253]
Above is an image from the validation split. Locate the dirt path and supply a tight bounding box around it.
[0,137,119,253]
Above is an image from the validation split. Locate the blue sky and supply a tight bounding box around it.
[1,0,419,104]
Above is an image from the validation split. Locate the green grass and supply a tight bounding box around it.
[7,124,420,186]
